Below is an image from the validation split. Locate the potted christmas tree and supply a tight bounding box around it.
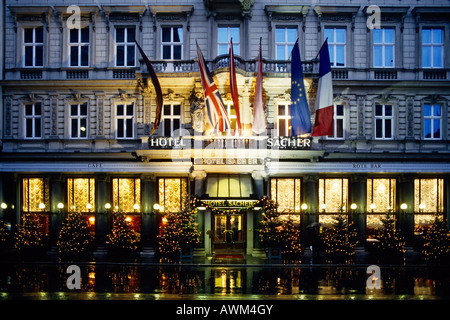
[373,211,406,263]
[57,211,93,259]
[321,213,358,263]
[421,215,450,263]
[106,212,141,257]
[14,213,47,257]
[157,198,200,260]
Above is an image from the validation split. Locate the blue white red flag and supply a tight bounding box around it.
[312,39,334,137]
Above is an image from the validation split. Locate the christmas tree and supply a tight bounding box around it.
[321,214,358,263]
[280,215,302,258]
[0,220,9,249]
[14,213,46,253]
[57,211,93,257]
[106,213,140,254]
[373,211,405,262]
[421,215,450,263]
[157,197,200,258]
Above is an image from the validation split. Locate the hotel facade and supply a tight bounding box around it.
[0,0,449,256]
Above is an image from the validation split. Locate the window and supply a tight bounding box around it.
[218,26,239,56]
[162,103,181,137]
[270,178,301,213]
[22,178,50,213]
[158,178,187,213]
[374,104,393,139]
[206,174,252,198]
[367,178,396,213]
[414,178,444,228]
[23,27,43,67]
[275,27,296,60]
[112,178,141,213]
[373,28,394,67]
[276,103,291,136]
[422,28,443,68]
[161,27,183,59]
[115,27,136,67]
[328,104,345,139]
[424,104,442,140]
[70,103,88,138]
[116,103,134,138]
[67,178,95,212]
[24,102,42,138]
[324,28,346,67]
[69,27,89,67]
[319,178,349,213]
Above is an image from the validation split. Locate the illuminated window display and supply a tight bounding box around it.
[22,177,50,234]
[414,178,444,227]
[318,178,349,227]
[158,178,187,213]
[67,178,95,212]
[366,178,397,234]
[270,178,301,214]
[112,178,141,213]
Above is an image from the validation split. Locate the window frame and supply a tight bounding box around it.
[69,102,89,139]
[161,26,184,60]
[275,26,297,60]
[324,27,346,67]
[270,178,302,214]
[318,178,349,213]
[68,26,90,67]
[158,178,188,213]
[22,26,44,67]
[114,26,136,67]
[161,102,182,137]
[374,104,394,140]
[217,25,240,56]
[24,102,43,139]
[373,28,395,68]
[275,101,291,137]
[423,103,442,140]
[67,177,96,213]
[421,27,444,69]
[115,102,135,139]
[112,177,141,213]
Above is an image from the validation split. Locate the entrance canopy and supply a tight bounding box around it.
[205,174,253,198]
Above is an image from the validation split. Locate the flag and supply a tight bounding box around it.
[290,39,311,136]
[196,41,231,133]
[135,41,163,135]
[229,38,242,135]
[312,39,334,137]
[252,38,266,135]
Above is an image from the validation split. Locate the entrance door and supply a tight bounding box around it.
[213,213,245,253]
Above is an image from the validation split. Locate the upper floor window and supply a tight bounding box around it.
[324,27,346,67]
[24,102,42,139]
[23,27,43,67]
[422,28,443,68]
[424,104,442,140]
[373,28,394,68]
[116,103,134,139]
[328,104,345,139]
[374,104,393,139]
[161,103,181,136]
[115,27,136,67]
[275,27,296,60]
[162,27,183,59]
[70,103,88,138]
[69,27,89,67]
[276,102,291,136]
[218,26,239,56]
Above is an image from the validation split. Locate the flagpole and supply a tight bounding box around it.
[315,37,328,60]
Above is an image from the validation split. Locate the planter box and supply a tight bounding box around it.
[180,248,193,259]
[269,247,282,259]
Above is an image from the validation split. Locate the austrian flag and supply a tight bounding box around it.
[312,39,334,137]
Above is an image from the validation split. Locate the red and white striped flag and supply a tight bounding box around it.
[196,41,231,133]
[252,38,266,135]
[229,38,242,135]
[312,39,334,137]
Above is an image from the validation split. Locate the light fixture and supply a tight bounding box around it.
[370,203,376,210]
[301,203,308,210]
[159,205,164,212]
[57,203,64,209]
[253,206,262,211]
[320,203,326,211]
[39,203,46,209]
[400,203,408,210]
[133,203,140,210]
[125,216,132,223]
[1,203,7,209]
[294,205,300,212]
[88,216,95,224]
[153,203,160,210]
[161,216,168,224]
[419,203,426,210]
[197,206,206,210]
[104,203,111,210]
[86,203,92,210]
[350,203,357,210]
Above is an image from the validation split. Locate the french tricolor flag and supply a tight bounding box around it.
[312,39,334,137]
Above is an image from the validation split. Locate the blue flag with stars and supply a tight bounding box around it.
[290,39,311,136]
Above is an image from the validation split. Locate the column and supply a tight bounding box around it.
[251,170,266,198]
[399,174,414,247]
[95,174,110,250]
[246,209,254,255]
[302,175,318,232]
[350,175,366,247]
[50,174,65,247]
[190,170,206,197]
[446,178,450,231]
[141,175,156,249]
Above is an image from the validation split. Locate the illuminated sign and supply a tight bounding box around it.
[202,199,258,208]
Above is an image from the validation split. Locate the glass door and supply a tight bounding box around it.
[213,213,245,252]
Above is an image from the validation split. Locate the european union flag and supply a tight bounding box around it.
[290,39,311,136]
